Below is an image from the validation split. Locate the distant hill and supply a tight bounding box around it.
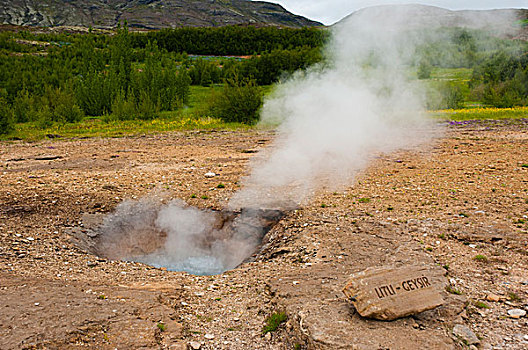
[0,0,322,29]
[336,4,528,39]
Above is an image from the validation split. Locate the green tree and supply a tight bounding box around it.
[210,77,262,124]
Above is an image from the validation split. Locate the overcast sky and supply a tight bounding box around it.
[260,0,528,25]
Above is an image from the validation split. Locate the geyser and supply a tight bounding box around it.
[84,7,460,275]
[84,198,287,275]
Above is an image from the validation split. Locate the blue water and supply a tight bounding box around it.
[135,254,226,276]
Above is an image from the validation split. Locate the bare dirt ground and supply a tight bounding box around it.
[1,120,527,349]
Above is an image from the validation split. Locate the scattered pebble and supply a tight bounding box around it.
[204,333,214,340]
[34,303,39,306]
[486,293,501,302]
[507,309,526,319]
[204,172,216,178]
[189,341,201,350]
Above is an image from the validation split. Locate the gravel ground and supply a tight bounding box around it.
[1,121,527,349]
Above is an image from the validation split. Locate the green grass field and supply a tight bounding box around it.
[2,69,527,141]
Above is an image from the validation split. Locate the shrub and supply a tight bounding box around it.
[0,98,14,135]
[136,91,159,120]
[41,86,84,124]
[12,89,39,123]
[209,77,262,124]
[417,60,433,79]
[111,90,137,121]
[427,82,465,109]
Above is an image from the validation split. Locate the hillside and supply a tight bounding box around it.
[0,0,322,29]
[337,4,528,39]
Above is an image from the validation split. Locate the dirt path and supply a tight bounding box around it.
[1,121,527,349]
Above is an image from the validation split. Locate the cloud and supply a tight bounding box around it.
[263,0,528,24]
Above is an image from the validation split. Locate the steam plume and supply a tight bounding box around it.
[94,6,521,274]
[229,10,436,209]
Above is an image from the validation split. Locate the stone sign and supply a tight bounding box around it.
[343,265,446,320]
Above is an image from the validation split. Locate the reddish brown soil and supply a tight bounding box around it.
[1,122,527,349]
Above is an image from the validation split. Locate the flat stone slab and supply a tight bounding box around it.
[343,264,446,320]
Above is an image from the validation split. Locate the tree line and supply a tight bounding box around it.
[0,25,327,134]
[130,26,328,56]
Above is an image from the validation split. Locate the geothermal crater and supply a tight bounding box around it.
[71,204,287,275]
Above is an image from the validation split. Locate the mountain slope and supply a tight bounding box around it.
[336,4,527,39]
[0,0,322,29]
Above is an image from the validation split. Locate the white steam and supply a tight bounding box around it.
[230,11,436,209]
[94,6,521,274]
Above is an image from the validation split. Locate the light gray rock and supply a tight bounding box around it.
[453,324,480,345]
[342,264,446,320]
[189,341,201,350]
[507,309,526,319]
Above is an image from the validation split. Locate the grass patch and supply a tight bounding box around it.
[430,67,473,81]
[157,322,166,332]
[508,292,522,302]
[358,197,370,203]
[262,312,287,334]
[2,115,247,141]
[473,301,490,309]
[216,183,225,188]
[0,85,255,141]
[446,286,463,295]
[473,254,488,263]
[430,106,528,121]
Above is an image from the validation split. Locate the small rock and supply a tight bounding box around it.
[453,324,479,345]
[507,309,526,319]
[481,343,493,350]
[486,293,501,302]
[264,332,271,341]
[469,345,478,350]
[189,341,201,350]
[204,172,216,178]
[204,333,214,340]
[523,335,528,341]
